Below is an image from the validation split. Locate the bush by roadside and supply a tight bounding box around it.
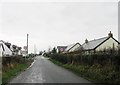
[48,53,120,84]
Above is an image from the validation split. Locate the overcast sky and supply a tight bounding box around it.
[0,0,118,53]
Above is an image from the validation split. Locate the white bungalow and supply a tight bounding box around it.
[81,31,120,54]
[0,40,12,57]
[65,43,81,53]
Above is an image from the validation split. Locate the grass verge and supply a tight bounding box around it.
[49,58,92,81]
[2,59,33,85]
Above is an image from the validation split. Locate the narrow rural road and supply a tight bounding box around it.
[10,56,91,83]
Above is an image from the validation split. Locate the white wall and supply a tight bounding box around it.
[68,44,80,52]
[96,37,119,51]
[0,42,12,57]
[0,45,3,57]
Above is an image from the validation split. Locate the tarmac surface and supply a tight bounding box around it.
[10,56,91,83]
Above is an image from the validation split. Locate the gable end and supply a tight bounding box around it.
[67,43,81,52]
[93,37,110,50]
[94,37,120,50]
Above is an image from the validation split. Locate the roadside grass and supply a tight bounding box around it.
[2,58,34,85]
[49,58,63,66]
[49,58,120,84]
[2,63,29,85]
[0,71,2,85]
[49,58,92,81]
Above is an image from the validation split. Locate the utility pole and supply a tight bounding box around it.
[27,34,29,54]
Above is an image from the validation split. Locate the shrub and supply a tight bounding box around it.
[47,52,120,84]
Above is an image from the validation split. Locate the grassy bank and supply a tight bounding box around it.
[2,56,34,85]
[2,63,29,84]
[49,58,93,82]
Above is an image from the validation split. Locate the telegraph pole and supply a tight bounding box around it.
[27,34,29,54]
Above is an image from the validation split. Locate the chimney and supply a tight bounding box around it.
[108,31,113,37]
[85,38,88,43]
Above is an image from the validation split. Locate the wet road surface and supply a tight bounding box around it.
[10,56,91,83]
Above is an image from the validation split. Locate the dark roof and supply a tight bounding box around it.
[0,43,5,51]
[0,40,13,52]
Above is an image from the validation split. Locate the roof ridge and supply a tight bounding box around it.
[82,36,108,45]
[88,36,108,42]
[0,40,4,42]
[67,42,80,46]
